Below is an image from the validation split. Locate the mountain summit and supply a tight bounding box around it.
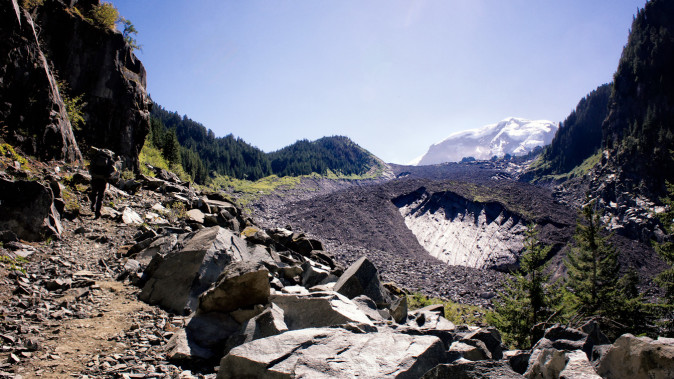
[414,117,558,165]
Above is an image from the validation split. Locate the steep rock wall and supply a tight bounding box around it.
[393,187,528,270]
[35,0,150,169]
[0,0,82,162]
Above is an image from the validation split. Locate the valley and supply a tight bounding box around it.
[1,0,674,378]
[247,161,663,306]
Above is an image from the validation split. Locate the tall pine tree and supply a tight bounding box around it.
[488,224,560,349]
[655,182,674,336]
[564,200,620,319]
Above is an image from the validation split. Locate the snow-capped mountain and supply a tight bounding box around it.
[415,117,558,165]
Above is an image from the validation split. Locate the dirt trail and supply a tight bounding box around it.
[17,281,153,378]
[0,189,205,378]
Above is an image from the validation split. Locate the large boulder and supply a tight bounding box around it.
[532,324,595,359]
[559,350,601,379]
[0,179,62,241]
[398,310,456,350]
[523,348,601,379]
[198,261,271,314]
[596,334,674,379]
[166,312,240,361]
[217,328,446,379]
[448,341,491,361]
[139,227,257,314]
[333,256,391,307]
[239,304,289,344]
[422,361,523,379]
[270,292,373,330]
[462,327,504,360]
[351,295,386,322]
[390,296,408,324]
[524,348,567,379]
[134,234,179,266]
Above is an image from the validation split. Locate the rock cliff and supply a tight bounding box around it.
[35,0,151,169]
[0,0,150,169]
[0,0,81,162]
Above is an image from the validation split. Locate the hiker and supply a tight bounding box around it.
[89,147,119,219]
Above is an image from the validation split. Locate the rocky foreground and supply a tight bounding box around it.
[0,162,673,378]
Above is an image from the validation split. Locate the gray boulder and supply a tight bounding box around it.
[240,304,289,344]
[217,328,446,379]
[398,309,456,350]
[390,296,408,324]
[449,341,491,361]
[559,350,601,379]
[334,256,391,307]
[596,334,674,379]
[301,260,330,288]
[166,312,240,361]
[270,291,373,330]
[139,226,252,314]
[351,295,386,322]
[422,361,523,378]
[462,327,503,360]
[198,261,271,314]
[0,179,62,241]
[134,234,179,266]
[533,324,593,358]
[166,329,216,361]
[121,207,143,225]
[524,348,567,379]
[186,208,205,224]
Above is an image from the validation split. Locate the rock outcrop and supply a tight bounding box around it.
[34,0,151,169]
[0,0,81,162]
[0,0,150,169]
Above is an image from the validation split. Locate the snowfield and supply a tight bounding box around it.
[415,117,558,165]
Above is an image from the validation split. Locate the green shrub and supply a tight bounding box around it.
[407,292,487,326]
[0,143,28,166]
[167,201,187,223]
[121,169,134,180]
[0,255,28,274]
[119,17,141,52]
[89,2,119,30]
[21,0,43,9]
[56,79,86,133]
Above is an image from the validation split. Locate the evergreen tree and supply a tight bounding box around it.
[612,268,651,336]
[162,129,181,167]
[488,224,560,349]
[655,181,674,335]
[564,200,620,319]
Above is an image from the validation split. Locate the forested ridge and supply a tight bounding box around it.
[531,84,611,177]
[531,0,674,197]
[602,0,674,197]
[148,103,378,183]
[269,136,374,177]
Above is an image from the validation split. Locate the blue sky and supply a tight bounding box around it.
[112,0,645,164]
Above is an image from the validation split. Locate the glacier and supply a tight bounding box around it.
[415,117,558,165]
